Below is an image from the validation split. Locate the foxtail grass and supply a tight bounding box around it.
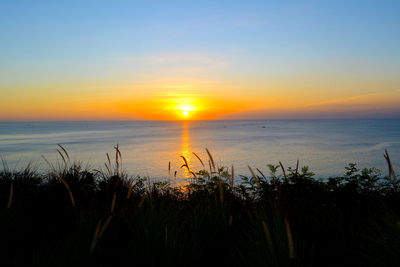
[256,168,267,180]
[285,218,295,259]
[180,155,190,172]
[279,161,287,182]
[0,146,399,266]
[262,220,273,249]
[384,149,396,181]
[205,148,216,173]
[127,181,135,199]
[192,152,204,167]
[7,183,13,208]
[90,215,113,255]
[248,165,261,189]
[52,173,75,207]
[57,144,70,161]
[90,219,103,255]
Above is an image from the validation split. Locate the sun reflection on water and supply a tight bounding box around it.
[173,122,194,189]
[180,122,192,178]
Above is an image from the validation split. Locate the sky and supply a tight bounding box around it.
[1,0,399,121]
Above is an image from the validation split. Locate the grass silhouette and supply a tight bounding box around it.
[0,146,399,266]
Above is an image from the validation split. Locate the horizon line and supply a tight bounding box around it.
[1,117,400,123]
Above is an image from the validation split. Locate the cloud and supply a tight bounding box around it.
[304,89,400,109]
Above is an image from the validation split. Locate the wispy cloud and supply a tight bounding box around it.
[304,89,400,109]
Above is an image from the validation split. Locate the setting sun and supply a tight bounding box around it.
[174,100,197,119]
[179,107,192,119]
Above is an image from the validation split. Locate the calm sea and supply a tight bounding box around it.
[0,120,399,183]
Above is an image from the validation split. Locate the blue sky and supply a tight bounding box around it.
[1,0,399,120]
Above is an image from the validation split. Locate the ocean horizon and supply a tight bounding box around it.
[1,119,399,183]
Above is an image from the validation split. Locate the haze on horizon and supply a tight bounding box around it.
[1,0,400,121]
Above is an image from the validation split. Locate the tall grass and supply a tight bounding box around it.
[0,146,399,266]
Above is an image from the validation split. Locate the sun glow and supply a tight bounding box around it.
[175,101,197,120]
[179,107,192,119]
[113,89,249,120]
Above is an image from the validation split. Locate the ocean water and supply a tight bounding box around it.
[0,120,399,183]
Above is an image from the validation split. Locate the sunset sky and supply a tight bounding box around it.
[1,0,399,121]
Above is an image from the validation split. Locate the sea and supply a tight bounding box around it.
[0,119,399,183]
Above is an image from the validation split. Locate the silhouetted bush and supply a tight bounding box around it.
[0,147,399,266]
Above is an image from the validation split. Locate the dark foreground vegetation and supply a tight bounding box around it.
[0,146,399,267]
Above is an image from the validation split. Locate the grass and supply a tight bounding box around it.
[0,146,399,266]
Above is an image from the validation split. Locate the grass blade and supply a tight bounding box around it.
[192,152,204,167]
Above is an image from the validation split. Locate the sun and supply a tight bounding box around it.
[176,103,196,119]
[167,97,202,120]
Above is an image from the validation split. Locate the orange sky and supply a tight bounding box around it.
[0,84,400,120]
[1,75,399,121]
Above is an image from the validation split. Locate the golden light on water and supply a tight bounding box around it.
[173,122,194,190]
[180,122,192,178]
